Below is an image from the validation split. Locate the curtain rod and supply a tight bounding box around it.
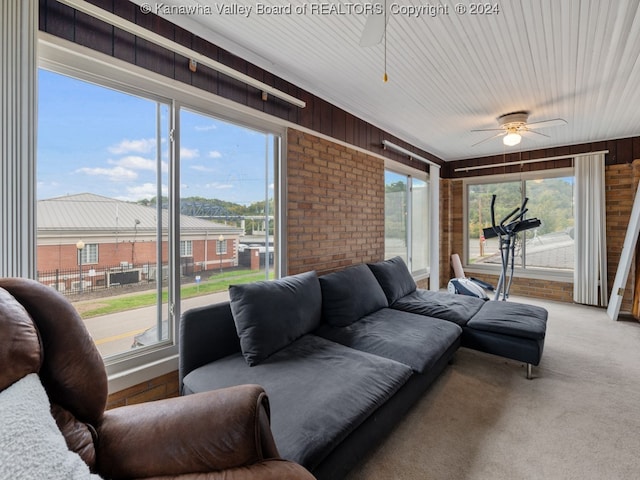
[382,140,441,168]
[453,150,609,173]
[55,0,306,108]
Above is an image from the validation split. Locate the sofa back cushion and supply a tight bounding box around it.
[368,256,417,304]
[319,264,389,327]
[229,271,322,366]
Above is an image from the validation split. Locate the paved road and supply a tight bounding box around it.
[83,290,231,357]
[468,231,574,270]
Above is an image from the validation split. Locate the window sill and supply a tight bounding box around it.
[413,271,430,283]
[463,265,573,283]
[107,354,179,395]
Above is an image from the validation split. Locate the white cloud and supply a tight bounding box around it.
[180,147,200,159]
[108,156,169,173]
[208,150,222,158]
[76,166,138,181]
[190,165,215,172]
[125,182,168,199]
[205,182,233,190]
[109,156,154,170]
[194,124,217,131]
[108,138,156,154]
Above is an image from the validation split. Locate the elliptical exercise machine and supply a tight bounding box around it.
[482,195,541,301]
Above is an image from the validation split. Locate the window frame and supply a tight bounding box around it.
[462,167,574,282]
[78,243,98,265]
[180,240,193,258]
[38,33,287,391]
[216,239,227,255]
[384,160,430,281]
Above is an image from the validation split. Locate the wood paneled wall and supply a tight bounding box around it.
[446,137,640,178]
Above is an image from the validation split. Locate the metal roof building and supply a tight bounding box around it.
[37,193,243,242]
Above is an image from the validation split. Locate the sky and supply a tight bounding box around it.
[37,69,274,205]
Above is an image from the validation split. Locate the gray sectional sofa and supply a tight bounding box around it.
[179,257,547,480]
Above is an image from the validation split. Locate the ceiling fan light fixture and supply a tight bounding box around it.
[503,132,522,146]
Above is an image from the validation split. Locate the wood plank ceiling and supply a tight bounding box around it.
[131,0,640,161]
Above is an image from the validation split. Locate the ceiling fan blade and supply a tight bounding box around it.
[470,128,505,133]
[522,129,550,138]
[525,118,567,129]
[471,131,506,147]
[359,8,388,47]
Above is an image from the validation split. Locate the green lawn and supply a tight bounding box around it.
[75,269,273,318]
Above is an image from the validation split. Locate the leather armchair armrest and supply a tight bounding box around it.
[95,384,280,480]
[142,459,317,480]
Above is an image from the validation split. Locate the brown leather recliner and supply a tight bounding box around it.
[0,277,315,480]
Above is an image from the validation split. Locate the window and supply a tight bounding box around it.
[410,177,429,276]
[78,244,98,265]
[178,107,278,295]
[216,239,227,255]
[384,168,430,277]
[466,169,574,274]
[37,69,170,360]
[385,171,408,263]
[180,241,193,257]
[37,43,284,377]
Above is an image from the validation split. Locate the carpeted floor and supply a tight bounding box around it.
[345,297,640,480]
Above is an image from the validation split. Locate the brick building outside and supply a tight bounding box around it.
[37,193,243,293]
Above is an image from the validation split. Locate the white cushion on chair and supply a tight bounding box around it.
[0,373,103,480]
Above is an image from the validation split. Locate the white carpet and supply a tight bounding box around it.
[346,297,640,480]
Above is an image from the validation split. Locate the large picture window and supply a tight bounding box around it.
[38,70,171,359]
[37,66,283,367]
[466,170,574,274]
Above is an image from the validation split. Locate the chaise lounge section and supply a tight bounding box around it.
[368,256,548,378]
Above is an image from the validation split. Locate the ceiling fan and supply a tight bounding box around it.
[471,111,567,147]
[359,3,390,81]
[359,7,388,47]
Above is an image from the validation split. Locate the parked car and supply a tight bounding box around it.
[132,320,169,347]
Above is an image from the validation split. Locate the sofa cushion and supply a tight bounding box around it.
[229,271,322,366]
[392,289,486,326]
[466,300,548,340]
[367,256,417,304]
[182,334,412,470]
[319,264,389,326]
[0,373,102,480]
[315,308,462,373]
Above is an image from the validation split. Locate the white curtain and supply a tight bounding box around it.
[429,165,440,291]
[574,153,608,306]
[0,0,37,277]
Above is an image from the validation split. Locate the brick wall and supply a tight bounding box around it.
[605,161,640,314]
[286,129,385,275]
[106,371,179,409]
[38,239,238,273]
[439,178,452,289]
[38,241,169,272]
